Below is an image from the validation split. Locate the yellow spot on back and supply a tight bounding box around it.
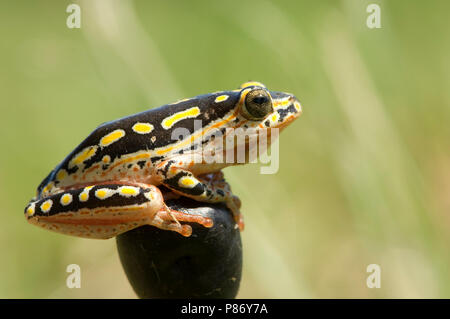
[70,146,98,168]
[161,107,200,130]
[132,122,154,134]
[100,129,125,147]
[215,95,229,103]
[294,101,302,112]
[102,155,111,163]
[60,193,73,206]
[40,200,53,213]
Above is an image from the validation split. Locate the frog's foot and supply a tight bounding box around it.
[156,162,245,231]
[149,205,214,237]
[188,172,244,231]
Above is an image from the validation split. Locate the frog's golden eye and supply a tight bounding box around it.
[242,89,273,120]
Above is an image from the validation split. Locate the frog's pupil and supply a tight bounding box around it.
[252,96,268,105]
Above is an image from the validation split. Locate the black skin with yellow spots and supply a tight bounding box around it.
[26,184,153,217]
[36,91,241,195]
[36,87,299,198]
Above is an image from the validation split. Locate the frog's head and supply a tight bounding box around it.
[200,81,302,165]
[233,81,302,132]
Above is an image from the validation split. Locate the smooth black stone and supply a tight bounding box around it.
[116,197,243,299]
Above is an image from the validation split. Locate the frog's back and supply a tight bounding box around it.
[37,91,241,197]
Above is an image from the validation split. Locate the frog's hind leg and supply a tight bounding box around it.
[24,183,166,239]
[25,182,214,238]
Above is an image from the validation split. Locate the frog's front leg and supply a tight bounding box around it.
[156,161,244,230]
[25,183,212,239]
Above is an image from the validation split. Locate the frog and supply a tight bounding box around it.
[24,81,302,238]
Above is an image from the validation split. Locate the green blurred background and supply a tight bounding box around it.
[1,0,450,298]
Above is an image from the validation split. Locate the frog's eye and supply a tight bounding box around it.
[242,89,273,120]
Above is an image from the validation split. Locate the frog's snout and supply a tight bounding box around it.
[289,95,303,117]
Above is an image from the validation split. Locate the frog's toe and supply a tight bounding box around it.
[179,224,193,237]
[163,222,193,237]
[162,207,214,228]
[147,205,214,237]
[235,213,245,231]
